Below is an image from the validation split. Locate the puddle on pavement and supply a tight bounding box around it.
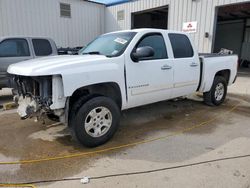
[28,124,70,142]
[0,96,249,183]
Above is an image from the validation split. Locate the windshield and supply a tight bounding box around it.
[80,32,136,57]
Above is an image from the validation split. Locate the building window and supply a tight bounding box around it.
[117,10,124,21]
[60,3,71,18]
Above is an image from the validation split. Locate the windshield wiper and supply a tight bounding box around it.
[82,51,102,55]
[82,51,112,58]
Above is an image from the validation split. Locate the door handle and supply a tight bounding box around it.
[190,62,198,67]
[161,64,172,70]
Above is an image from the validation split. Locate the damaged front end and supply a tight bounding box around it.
[13,75,53,119]
[12,75,66,122]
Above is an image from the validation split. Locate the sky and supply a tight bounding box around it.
[90,0,130,6]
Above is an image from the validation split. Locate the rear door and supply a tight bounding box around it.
[168,33,200,97]
[125,32,174,108]
[0,38,32,87]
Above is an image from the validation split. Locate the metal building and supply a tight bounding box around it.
[0,0,105,47]
[105,0,250,60]
[1,0,250,61]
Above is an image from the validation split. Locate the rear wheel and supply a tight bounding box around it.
[203,76,227,106]
[71,96,120,147]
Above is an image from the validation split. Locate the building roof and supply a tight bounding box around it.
[89,0,130,6]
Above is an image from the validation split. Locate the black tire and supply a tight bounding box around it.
[71,96,120,147]
[203,76,227,106]
[69,94,96,127]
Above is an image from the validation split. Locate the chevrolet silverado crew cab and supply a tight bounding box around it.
[7,29,238,147]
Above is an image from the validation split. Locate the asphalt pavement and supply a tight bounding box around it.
[0,69,249,188]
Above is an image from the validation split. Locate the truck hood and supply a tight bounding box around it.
[7,55,111,76]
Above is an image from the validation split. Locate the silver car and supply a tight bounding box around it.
[0,37,57,88]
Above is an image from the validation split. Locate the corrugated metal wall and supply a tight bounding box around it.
[105,0,250,53]
[0,0,105,47]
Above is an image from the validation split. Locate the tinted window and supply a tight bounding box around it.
[32,39,52,56]
[0,39,30,57]
[169,34,194,58]
[136,34,168,60]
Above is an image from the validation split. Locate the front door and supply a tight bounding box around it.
[125,33,174,108]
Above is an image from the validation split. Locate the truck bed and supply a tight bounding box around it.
[199,53,236,58]
[198,54,238,93]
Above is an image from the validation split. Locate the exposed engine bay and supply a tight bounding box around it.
[11,75,66,122]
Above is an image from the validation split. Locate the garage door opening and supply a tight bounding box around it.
[131,6,168,29]
[213,2,250,67]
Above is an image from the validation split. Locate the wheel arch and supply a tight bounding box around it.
[69,82,123,111]
[215,69,231,85]
[201,69,231,93]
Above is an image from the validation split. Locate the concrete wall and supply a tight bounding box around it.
[0,0,105,47]
[105,0,250,53]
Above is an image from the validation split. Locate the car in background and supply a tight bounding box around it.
[0,37,58,89]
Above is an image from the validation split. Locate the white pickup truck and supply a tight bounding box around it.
[7,29,238,147]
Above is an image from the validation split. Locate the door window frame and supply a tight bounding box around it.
[168,33,194,59]
[130,32,168,62]
[0,38,31,58]
[32,38,53,57]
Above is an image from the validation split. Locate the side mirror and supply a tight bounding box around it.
[131,46,155,62]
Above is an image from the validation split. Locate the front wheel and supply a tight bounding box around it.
[203,76,227,106]
[71,96,120,147]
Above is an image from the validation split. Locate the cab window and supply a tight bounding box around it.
[32,39,52,56]
[168,33,194,58]
[136,34,168,60]
[0,39,30,57]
